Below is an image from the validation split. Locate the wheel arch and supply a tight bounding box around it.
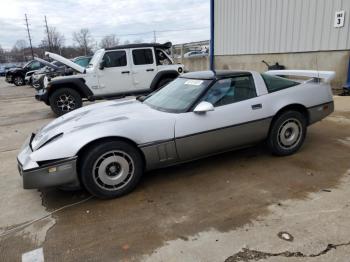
[48,78,92,99]
[271,104,310,128]
[150,70,179,90]
[76,136,146,170]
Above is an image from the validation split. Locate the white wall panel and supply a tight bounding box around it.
[214,0,350,55]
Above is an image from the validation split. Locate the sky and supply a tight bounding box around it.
[0,0,210,50]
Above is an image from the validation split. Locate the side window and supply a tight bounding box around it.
[203,75,257,107]
[29,61,41,70]
[132,49,154,65]
[261,73,299,93]
[156,49,172,65]
[103,51,127,68]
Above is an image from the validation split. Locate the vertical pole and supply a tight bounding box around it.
[180,44,184,64]
[209,0,215,71]
[25,14,34,60]
[44,16,52,52]
[153,31,157,43]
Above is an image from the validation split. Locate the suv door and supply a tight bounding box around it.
[97,49,133,95]
[175,74,271,161]
[131,48,157,90]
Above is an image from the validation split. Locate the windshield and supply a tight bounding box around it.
[87,50,103,68]
[22,61,32,68]
[144,78,211,113]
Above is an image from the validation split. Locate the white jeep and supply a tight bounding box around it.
[36,42,184,116]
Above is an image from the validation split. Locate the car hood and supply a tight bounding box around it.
[45,52,85,73]
[7,67,23,73]
[31,98,172,150]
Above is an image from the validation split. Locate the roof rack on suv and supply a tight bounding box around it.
[105,42,172,51]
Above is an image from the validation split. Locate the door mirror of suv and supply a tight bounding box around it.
[193,101,214,114]
[99,60,105,70]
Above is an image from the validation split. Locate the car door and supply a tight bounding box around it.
[130,48,157,91]
[97,49,133,95]
[175,74,271,161]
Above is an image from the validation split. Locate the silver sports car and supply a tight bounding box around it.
[17,70,335,198]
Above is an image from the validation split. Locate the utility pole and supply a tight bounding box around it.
[24,14,34,59]
[44,15,52,51]
[153,31,157,43]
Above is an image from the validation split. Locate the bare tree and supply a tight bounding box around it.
[13,40,27,51]
[100,34,120,48]
[73,28,94,55]
[133,39,143,44]
[41,27,65,54]
[11,40,28,61]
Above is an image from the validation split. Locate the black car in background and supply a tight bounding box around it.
[5,60,45,86]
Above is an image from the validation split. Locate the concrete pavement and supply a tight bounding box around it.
[0,78,349,261]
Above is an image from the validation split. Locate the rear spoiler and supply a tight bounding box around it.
[265,70,336,83]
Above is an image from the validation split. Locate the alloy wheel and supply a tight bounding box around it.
[56,94,76,112]
[92,150,135,191]
[277,118,302,150]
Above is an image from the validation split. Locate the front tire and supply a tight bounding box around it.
[49,88,82,116]
[79,141,144,199]
[268,111,307,156]
[14,76,24,86]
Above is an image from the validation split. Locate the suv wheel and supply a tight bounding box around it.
[49,88,82,116]
[80,141,144,199]
[14,76,24,86]
[268,111,307,156]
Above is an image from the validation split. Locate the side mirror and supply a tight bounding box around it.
[99,60,105,70]
[193,101,214,114]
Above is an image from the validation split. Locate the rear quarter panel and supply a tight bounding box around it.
[256,80,333,119]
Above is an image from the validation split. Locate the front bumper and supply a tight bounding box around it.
[35,89,49,104]
[25,76,32,85]
[17,134,79,189]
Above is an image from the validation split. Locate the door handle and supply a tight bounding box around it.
[146,68,154,72]
[251,104,262,110]
[121,71,130,74]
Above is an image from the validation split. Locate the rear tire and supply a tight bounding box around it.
[79,141,144,199]
[14,76,24,86]
[268,111,307,156]
[49,88,82,116]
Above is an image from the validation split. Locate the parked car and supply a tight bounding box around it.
[5,60,45,86]
[17,69,335,199]
[35,42,184,116]
[0,66,6,76]
[3,65,17,76]
[30,57,68,89]
[32,56,92,90]
[184,50,208,58]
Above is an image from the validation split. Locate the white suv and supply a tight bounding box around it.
[36,42,184,116]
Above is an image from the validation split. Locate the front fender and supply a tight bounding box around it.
[29,117,175,162]
[150,70,179,90]
[48,77,93,99]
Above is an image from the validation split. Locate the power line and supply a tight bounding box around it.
[24,14,34,59]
